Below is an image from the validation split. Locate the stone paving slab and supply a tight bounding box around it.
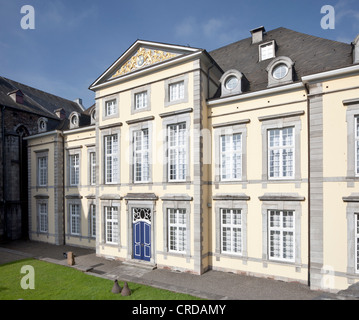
[1,240,357,300]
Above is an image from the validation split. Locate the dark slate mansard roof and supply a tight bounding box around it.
[208,27,353,98]
[0,76,86,131]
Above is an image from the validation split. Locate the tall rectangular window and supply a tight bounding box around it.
[169,81,184,102]
[134,129,150,183]
[69,154,80,186]
[268,127,294,179]
[135,91,148,110]
[38,156,48,186]
[356,117,359,176]
[168,209,187,253]
[168,123,186,181]
[90,204,96,238]
[268,210,295,262]
[105,134,119,184]
[105,206,118,244]
[105,99,117,117]
[221,209,242,255]
[220,133,242,181]
[39,203,48,233]
[70,204,80,236]
[90,152,96,185]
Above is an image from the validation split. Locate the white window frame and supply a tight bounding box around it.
[220,133,242,181]
[90,152,96,185]
[105,206,118,244]
[69,154,80,186]
[169,81,184,102]
[39,202,48,233]
[355,116,359,176]
[133,129,150,183]
[105,134,119,184]
[221,209,242,255]
[105,99,117,117]
[168,123,187,182]
[268,210,295,262]
[134,91,148,110]
[70,204,81,236]
[268,127,295,180]
[356,213,359,273]
[90,204,96,238]
[259,41,275,61]
[168,208,187,253]
[38,156,48,187]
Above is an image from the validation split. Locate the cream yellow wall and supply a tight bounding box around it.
[27,133,60,245]
[63,128,96,248]
[209,87,309,283]
[95,58,204,272]
[319,74,359,291]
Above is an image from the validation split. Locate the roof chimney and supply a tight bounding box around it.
[74,98,85,111]
[54,108,66,120]
[250,26,266,44]
[353,34,359,64]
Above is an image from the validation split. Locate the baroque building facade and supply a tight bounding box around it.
[25,27,359,293]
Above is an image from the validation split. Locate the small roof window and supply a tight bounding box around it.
[259,41,275,61]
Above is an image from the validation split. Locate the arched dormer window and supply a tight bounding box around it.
[220,70,244,97]
[266,56,294,88]
[90,108,96,125]
[69,112,80,129]
[38,117,48,133]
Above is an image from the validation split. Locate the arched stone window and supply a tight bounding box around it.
[220,69,244,97]
[69,112,80,129]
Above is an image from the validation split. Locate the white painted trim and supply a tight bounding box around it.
[24,130,62,140]
[90,51,203,90]
[302,65,359,83]
[208,83,304,106]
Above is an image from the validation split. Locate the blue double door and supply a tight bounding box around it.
[133,219,151,262]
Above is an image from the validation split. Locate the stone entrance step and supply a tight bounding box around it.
[122,259,157,270]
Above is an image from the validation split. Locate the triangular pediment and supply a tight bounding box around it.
[90,40,202,89]
[110,46,179,79]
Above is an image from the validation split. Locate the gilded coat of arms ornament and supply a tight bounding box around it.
[111,47,177,78]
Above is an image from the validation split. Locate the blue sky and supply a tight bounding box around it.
[0,0,358,109]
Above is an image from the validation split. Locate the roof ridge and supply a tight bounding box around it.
[3,77,79,106]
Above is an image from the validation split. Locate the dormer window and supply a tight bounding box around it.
[220,70,243,97]
[259,41,275,61]
[266,56,294,88]
[91,108,96,125]
[272,64,289,80]
[69,112,80,129]
[38,117,48,133]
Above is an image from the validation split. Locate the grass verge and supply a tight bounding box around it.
[0,259,203,300]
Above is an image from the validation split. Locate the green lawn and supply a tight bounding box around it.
[0,259,203,300]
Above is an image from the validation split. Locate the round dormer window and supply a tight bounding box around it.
[225,76,239,90]
[71,115,78,126]
[272,64,289,80]
[39,120,46,130]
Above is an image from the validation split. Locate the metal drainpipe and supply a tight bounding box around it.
[207,62,215,100]
[304,83,311,287]
[1,105,6,240]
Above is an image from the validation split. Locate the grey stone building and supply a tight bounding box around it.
[0,76,85,241]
